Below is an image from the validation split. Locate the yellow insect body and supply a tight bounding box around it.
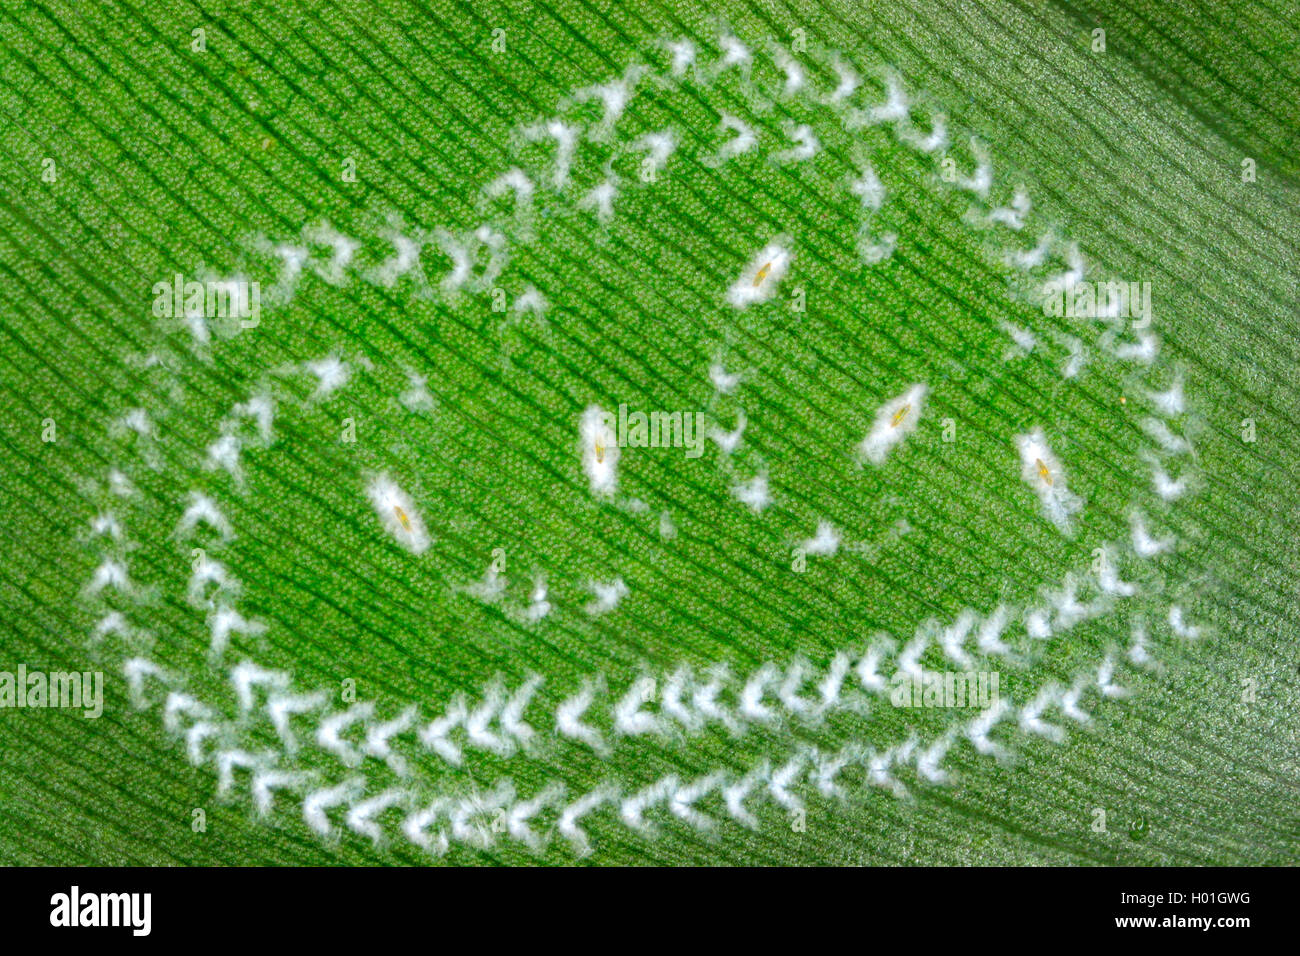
[1036,458,1053,486]
[753,262,772,287]
[595,439,605,464]
[891,404,911,428]
[394,505,412,531]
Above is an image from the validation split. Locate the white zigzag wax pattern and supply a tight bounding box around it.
[76,30,1205,859]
